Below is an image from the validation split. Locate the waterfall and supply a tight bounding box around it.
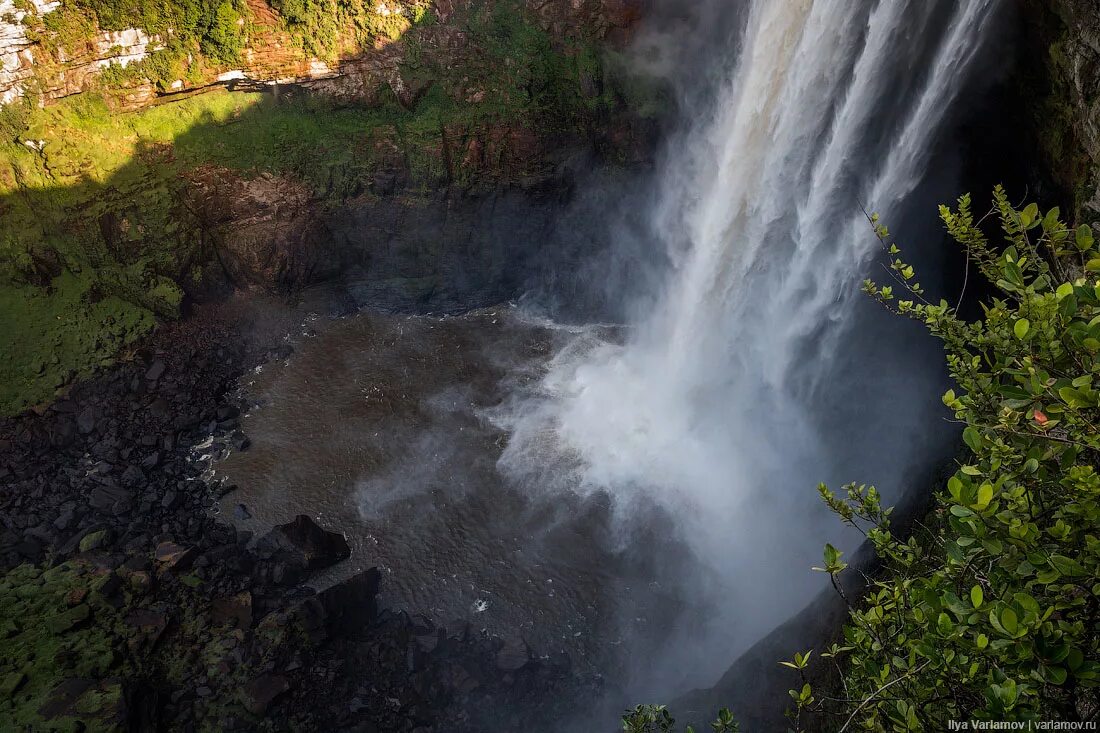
[497,0,1003,685]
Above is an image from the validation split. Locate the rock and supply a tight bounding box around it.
[230,432,251,451]
[78,528,112,552]
[89,485,134,515]
[233,503,252,521]
[77,408,97,435]
[125,608,169,646]
[186,169,339,293]
[120,464,145,486]
[255,515,350,576]
[211,591,253,629]
[0,671,27,699]
[48,603,91,634]
[145,359,166,382]
[240,673,290,715]
[315,568,382,635]
[37,678,127,726]
[155,541,198,571]
[495,636,530,671]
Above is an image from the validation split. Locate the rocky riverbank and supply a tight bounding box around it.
[0,297,597,731]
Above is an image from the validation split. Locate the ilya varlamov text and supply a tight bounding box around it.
[947,722,1097,731]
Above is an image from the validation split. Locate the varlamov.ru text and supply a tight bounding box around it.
[947,722,1096,731]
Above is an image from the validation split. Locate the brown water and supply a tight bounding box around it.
[215,306,693,675]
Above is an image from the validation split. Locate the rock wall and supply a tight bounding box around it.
[1022,0,1100,220]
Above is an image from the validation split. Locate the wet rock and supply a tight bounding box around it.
[240,673,290,715]
[155,541,198,571]
[120,464,145,486]
[495,636,529,671]
[255,515,350,576]
[233,503,252,521]
[315,568,382,635]
[230,432,251,451]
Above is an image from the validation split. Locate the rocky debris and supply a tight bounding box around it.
[0,302,596,732]
[37,678,128,727]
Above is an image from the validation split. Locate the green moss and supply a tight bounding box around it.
[0,274,156,415]
[0,563,127,732]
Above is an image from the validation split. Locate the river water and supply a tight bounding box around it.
[216,307,706,682]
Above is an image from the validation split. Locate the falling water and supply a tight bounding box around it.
[498,0,1004,687]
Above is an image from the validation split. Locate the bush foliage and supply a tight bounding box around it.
[783,188,1100,729]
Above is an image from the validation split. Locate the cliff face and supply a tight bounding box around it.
[1023,0,1100,220]
[0,0,640,109]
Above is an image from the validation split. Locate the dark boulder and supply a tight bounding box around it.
[240,674,290,715]
[255,515,350,577]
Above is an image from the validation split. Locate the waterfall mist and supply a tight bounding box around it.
[496,0,1012,705]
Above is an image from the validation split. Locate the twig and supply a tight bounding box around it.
[838,661,932,733]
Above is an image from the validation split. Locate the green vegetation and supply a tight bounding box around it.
[0,562,130,732]
[622,705,740,733]
[779,190,1100,729]
[27,0,250,92]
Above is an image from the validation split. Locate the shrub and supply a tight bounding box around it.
[785,188,1100,730]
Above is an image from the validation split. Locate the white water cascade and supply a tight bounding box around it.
[498,0,1004,682]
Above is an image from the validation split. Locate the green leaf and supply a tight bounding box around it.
[1013,319,1030,340]
[1076,224,1094,251]
[1020,203,1039,228]
[1000,608,1019,635]
[962,427,982,454]
[1045,666,1068,685]
[1056,282,1074,300]
[970,585,983,609]
[973,483,994,511]
[1050,554,1086,576]
[1085,258,1100,272]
